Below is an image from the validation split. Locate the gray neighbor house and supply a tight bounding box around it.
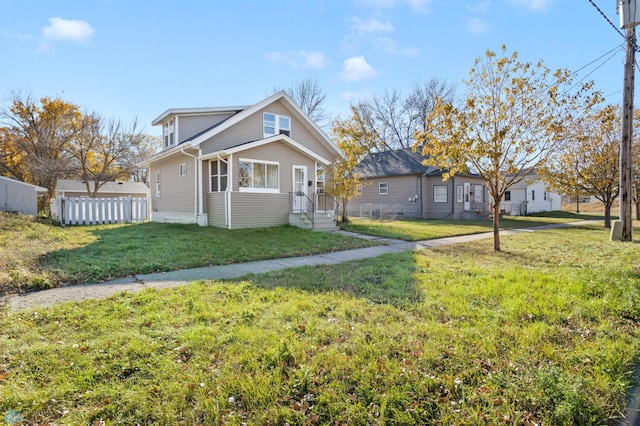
[349,148,489,220]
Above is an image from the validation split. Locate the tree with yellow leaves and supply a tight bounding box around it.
[415,46,602,251]
[327,106,372,222]
[542,105,620,228]
[0,92,82,205]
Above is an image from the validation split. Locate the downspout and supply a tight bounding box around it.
[419,174,424,218]
[181,147,200,225]
[227,153,233,229]
[451,176,455,217]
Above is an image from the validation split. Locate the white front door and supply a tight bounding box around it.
[292,166,308,212]
[464,182,471,211]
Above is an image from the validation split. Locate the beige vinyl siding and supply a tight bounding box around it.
[229,142,314,193]
[150,152,197,215]
[230,193,290,228]
[199,100,336,162]
[178,114,235,144]
[207,192,226,228]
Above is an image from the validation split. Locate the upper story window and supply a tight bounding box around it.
[163,119,175,149]
[379,182,388,195]
[505,190,511,201]
[263,112,291,138]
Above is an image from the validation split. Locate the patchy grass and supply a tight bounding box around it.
[1,225,640,424]
[0,212,375,295]
[340,215,581,241]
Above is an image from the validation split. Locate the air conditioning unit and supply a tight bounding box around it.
[619,0,640,29]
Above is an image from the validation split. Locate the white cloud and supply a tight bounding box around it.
[467,18,491,34]
[351,16,395,35]
[341,56,377,82]
[0,30,34,43]
[373,37,420,56]
[352,0,432,13]
[265,50,330,69]
[467,1,492,14]
[510,0,551,11]
[42,17,94,43]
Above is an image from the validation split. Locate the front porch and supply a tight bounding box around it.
[288,192,338,231]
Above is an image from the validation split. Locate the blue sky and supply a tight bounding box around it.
[0,0,631,137]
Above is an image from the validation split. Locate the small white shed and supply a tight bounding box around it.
[0,176,48,216]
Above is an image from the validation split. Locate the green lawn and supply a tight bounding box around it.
[1,224,640,424]
[0,212,376,295]
[340,213,601,241]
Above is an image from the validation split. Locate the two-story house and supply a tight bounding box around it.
[138,92,340,229]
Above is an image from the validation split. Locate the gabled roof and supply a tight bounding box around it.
[56,179,149,195]
[200,134,332,165]
[151,106,248,126]
[0,175,47,193]
[139,91,339,167]
[355,148,440,179]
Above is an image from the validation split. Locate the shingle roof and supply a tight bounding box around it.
[354,148,440,179]
[56,179,149,195]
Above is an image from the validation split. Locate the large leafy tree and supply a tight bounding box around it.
[1,92,153,209]
[415,46,602,251]
[69,116,145,197]
[327,106,373,222]
[542,105,620,228]
[0,92,83,204]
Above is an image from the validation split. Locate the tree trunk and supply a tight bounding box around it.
[604,203,612,228]
[493,203,501,251]
[636,201,640,221]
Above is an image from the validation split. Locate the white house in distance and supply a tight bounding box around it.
[502,170,562,215]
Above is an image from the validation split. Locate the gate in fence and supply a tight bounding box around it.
[50,196,148,226]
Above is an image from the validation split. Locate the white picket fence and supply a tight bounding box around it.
[50,196,148,226]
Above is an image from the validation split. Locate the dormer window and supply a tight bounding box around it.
[163,119,175,148]
[263,113,291,138]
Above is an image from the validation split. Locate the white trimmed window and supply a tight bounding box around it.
[263,112,291,137]
[155,171,161,197]
[316,166,325,194]
[238,159,279,192]
[210,159,228,192]
[505,190,511,201]
[379,182,388,195]
[434,185,447,203]
[456,185,463,203]
[163,119,175,149]
[474,185,484,202]
[357,186,363,195]
[179,163,187,177]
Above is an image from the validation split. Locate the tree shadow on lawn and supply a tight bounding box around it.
[37,222,377,288]
[239,251,423,307]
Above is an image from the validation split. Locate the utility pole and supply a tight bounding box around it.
[620,25,635,241]
[615,0,637,241]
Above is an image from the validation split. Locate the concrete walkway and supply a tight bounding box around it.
[2,220,596,311]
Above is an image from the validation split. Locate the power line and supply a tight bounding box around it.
[586,0,626,39]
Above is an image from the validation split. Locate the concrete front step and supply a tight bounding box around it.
[288,212,338,231]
